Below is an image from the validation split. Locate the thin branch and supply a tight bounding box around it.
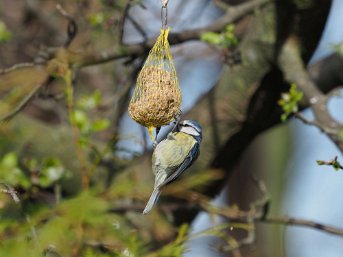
[0,182,20,204]
[56,4,78,47]
[83,240,115,253]
[110,201,343,237]
[316,156,343,171]
[308,53,343,93]
[293,112,338,136]
[278,37,343,152]
[51,0,269,68]
[259,216,343,236]
[126,11,148,41]
[213,0,231,10]
[109,176,343,238]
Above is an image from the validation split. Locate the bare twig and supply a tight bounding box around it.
[259,216,343,236]
[110,201,343,237]
[293,112,338,136]
[316,156,343,171]
[278,37,343,152]
[83,240,115,252]
[213,0,231,10]
[125,12,148,41]
[0,182,20,204]
[56,4,78,47]
[44,0,269,68]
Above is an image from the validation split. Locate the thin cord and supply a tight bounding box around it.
[161,0,169,29]
[161,6,168,29]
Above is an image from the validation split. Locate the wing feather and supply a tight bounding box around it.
[160,141,200,187]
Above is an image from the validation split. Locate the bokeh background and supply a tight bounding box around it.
[0,0,343,257]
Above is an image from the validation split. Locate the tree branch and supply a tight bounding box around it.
[316,156,343,171]
[278,37,343,152]
[0,182,20,204]
[110,202,343,237]
[53,0,270,68]
[259,216,343,237]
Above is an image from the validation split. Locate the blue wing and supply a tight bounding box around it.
[159,142,200,188]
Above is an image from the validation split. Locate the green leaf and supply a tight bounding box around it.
[294,0,313,9]
[91,119,110,132]
[223,24,238,47]
[201,32,222,45]
[88,13,105,27]
[0,152,30,189]
[332,161,341,171]
[316,160,325,166]
[201,24,238,48]
[278,83,303,122]
[175,224,189,244]
[338,129,343,141]
[73,110,90,132]
[39,158,65,187]
[332,43,343,57]
[77,90,102,110]
[1,152,18,168]
[0,21,11,43]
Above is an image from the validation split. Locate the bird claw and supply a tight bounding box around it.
[153,140,158,149]
[171,113,182,132]
[167,132,176,140]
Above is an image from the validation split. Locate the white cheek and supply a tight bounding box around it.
[180,127,200,137]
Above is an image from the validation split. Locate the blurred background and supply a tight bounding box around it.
[0,0,343,257]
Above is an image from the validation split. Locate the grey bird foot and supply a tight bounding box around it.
[167,132,176,140]
[153,140,158,149]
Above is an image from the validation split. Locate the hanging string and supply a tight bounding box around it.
[161,0,168,29]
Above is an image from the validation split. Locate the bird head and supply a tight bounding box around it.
[177,120,202,142]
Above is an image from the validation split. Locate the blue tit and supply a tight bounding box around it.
[143,120,202,214]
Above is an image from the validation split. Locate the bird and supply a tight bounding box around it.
[143,119,202,214]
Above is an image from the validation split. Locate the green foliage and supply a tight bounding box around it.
[0,152,69,190]
[293,0,313,9]
[0,192,110,257]
[0,189,203,257]
[339,129,343,141]
[73,90,110,147]
[278,83,303,122]
[0,152,30,189]
[88,13,106,27]
[330,161,340,171]
[153,224,189,257]
[0,140,228,257]
[30,157,70,188]
[316,156,343,171]
[201,24,238,48]
[0,20,12,43]
[0,2,239,255]
[332,42,343,57]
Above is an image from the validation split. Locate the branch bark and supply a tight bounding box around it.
[278,37,343,152]
[3,0,338,227]
[38,0,270,68]
[110,202,343,237]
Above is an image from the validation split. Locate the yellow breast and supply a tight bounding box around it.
[152,132,196,173]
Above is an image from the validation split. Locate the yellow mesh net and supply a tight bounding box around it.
[128,28,181,141]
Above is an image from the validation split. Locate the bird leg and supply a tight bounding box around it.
[167,132,176,140]
[152,127,161,149]
[156,126,161,138]
[171,111,182,132]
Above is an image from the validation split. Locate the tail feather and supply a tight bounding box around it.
[143,188,161,215]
